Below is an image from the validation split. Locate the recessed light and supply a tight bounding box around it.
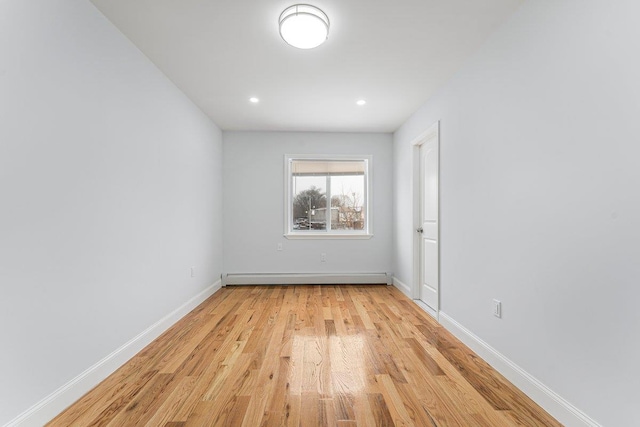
[249,97,259,103]
[356,99,366,106]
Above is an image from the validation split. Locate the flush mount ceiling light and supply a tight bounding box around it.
[249,97,259,103]
[279,4,330,49]
[356,99,366,106]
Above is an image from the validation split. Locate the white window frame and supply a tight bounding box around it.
[284,154,373,239]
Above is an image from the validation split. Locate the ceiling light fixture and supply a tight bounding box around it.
[356,99,366,106]
[279,4,330,49]
[249,97,259,103]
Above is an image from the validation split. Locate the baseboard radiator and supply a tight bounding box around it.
[223,273,391,286]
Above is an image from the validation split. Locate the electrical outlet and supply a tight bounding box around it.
[321,253,327,262]
[492,299,502,318]
[190,266,196,278]
[277,243,283,251]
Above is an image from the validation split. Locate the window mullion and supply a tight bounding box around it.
[291,163,295,233]
[326,174,331,231]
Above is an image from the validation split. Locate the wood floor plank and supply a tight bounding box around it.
[367,393,395,427]
[105,373,176,426]
[143,376,197,427]
[48,285,561,427]
[394,382,439,427]
[376,373,415,426]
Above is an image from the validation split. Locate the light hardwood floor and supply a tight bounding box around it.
[48,285,561,426]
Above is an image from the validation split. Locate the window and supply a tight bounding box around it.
[285,155,372,239]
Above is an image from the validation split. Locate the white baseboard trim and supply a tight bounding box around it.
[438,312,601,427]
[224,273,390,286]
[392,276,412,297]
[4,280,222,427]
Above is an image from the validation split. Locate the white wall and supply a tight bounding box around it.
[223,132,392,275]
[0,1,223,424]
[393,0,640,425]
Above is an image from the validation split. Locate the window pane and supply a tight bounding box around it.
[292,176,327,231]
[330,175,365,230]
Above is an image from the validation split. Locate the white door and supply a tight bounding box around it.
[419,138,439,311]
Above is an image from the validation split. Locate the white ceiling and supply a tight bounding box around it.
[90,0,523,132]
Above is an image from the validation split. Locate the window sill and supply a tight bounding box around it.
[284,233,373,240]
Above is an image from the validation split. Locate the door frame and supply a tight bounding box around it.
[411,120,440,319]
